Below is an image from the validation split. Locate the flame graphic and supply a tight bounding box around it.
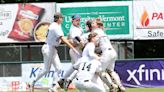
[141,10,150,27]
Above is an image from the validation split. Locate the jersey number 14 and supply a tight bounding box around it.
[82,62,92,71]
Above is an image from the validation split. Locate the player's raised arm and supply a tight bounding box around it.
[60,36,80,55]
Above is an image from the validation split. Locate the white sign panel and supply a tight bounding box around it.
[134,0,164,39]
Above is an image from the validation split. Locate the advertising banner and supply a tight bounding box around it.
[0,3,55,43]
[57,1,133,40]
[115,60,164,88]
[134,0,164,40]
[0,60,164,91]
[22,63,72,88]
[0,63,72,91]
[0,77,26,91]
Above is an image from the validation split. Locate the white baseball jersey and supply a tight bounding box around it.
[73,42,101,79]
[81,32,90,45]
[68,25,83,64]
[46,22,64,47]
[82,42,98,61]
[68,25,83,40]
[73,58,104,92]
[74,59,101,81]
[93,28,117,71]
[93,28,113,51]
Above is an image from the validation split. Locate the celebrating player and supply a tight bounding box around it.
[92,18,125,92]
[58,14,85,89]
[73,32,105,92]
[29,12,79,92]
[68,14,84,64]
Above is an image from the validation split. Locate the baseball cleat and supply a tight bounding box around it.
[118,86,126,92]
[48,85,58,92]
[63,79,72,91]
[28,81,35,92]
[58,79,65,89]
[109,83,118,92]
[48,88,55,92]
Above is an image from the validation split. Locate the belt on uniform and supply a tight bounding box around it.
[108,48,112,50]
[76,78,89,82]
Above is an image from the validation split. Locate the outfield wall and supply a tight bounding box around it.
[0,60,164,91]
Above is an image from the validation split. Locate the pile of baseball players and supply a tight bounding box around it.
[29,12,126,92]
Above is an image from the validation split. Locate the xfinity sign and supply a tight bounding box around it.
[126,64,164,85]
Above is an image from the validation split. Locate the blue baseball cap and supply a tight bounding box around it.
[72,14,81,20]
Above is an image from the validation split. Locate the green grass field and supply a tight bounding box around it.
[28,88,164,92]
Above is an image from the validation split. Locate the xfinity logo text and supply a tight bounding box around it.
[127,64,164,85]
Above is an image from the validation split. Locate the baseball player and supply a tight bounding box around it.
[75,19,119,92]
[68,14,84,64]
[81,20,114,91]
[58,14,84,88]
[62,20,107,91]
[29,12,79,92]
[81,20,93,44]
[91,18,125,92]
[60,20,98,91]
[73,32,105,92]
